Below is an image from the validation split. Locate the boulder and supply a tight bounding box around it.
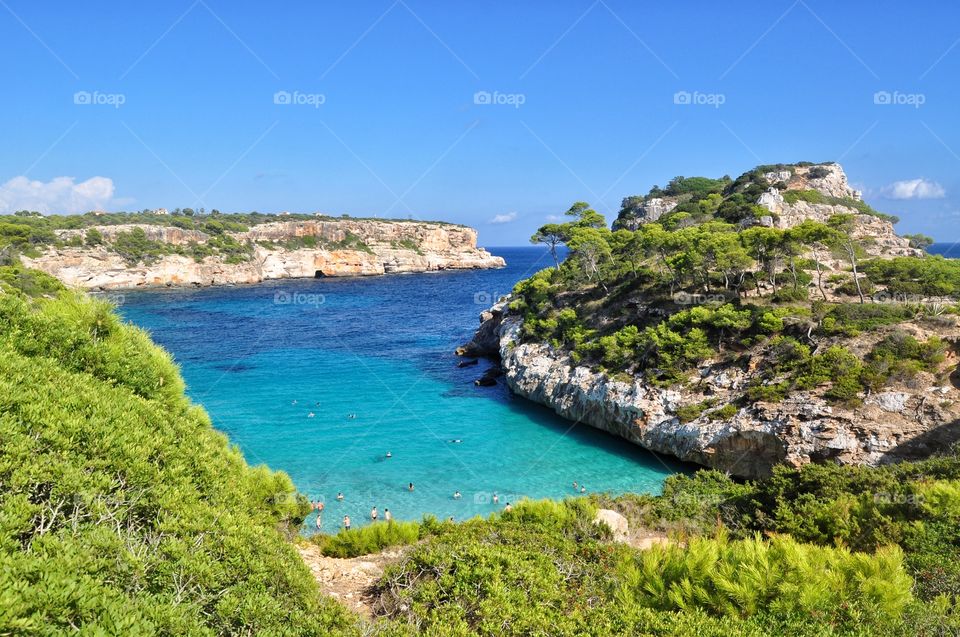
[593,509,629,542]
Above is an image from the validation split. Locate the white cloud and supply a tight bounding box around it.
[490,211,517,224]
[0,175,117,214]
[545,214,563,221]
[881,178,945,200]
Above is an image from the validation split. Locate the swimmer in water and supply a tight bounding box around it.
[336,492,344,501]
[308,412,315,418]
[492,493,499,504]
[572,481,578,490]
[453,491,461,500]
[580,486,586,493]
[343,515,351,531]
[386,451,392,458]
[292,399,298,405]
[384,508,392,522]
[448,439,462,443]
[370,506,378,522]
[408,482,415,492]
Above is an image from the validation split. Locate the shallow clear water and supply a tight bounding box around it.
[117,247,688,532]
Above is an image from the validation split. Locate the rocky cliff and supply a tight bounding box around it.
[469,299,960,478]
[23,219,505,289]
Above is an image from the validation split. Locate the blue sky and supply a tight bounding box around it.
[1,1,958,245]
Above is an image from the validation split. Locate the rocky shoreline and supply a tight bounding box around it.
[462,299,960,478]
[23,219,505,290]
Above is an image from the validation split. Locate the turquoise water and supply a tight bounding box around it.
[117,247,687,532]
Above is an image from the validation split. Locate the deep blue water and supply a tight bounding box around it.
[928,243,960,257]
[116,247,687,532]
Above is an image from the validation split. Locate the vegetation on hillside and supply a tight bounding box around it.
[0,267,356,635]
[524,169,957,404]
[0,209,452,265]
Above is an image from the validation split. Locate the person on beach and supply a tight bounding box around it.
[371,506,378,521]
[504,502,512,512]
[384,509,393,522]
[336,492,344,501]
[343,515,351,531]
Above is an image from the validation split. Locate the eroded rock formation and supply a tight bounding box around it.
[24,219,505,289]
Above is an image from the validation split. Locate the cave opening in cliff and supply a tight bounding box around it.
[314,270,326,278]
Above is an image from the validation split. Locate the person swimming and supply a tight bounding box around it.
[315,512,322,530]
[307,412,315,418]
[347,413,357,419]
[370,506,378,521]
[336,492,344,501]
[385,451,392,458]
[343,515,351,530]
[292,399,298,405]
[580,486,586,493]
[572,481,578,490]
[453,491,461,500]
[384,508,393,522]
[492,493,499,504]
[408,483,415,492]
[448,439,462,443]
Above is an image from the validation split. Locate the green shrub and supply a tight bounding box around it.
[315,519,425,558]
[618,531,913,628]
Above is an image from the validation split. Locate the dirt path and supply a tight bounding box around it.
[297,543,407,618]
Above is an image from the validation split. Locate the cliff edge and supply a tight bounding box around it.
[22,218,505,289]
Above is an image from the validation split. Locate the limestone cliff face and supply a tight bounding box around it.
[471,299,960,478]
[24,220,505,289]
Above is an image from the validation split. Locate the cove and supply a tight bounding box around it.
[116,247,688,532]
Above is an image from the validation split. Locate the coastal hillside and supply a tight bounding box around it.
[0,211,504,289]
[464,162,960,478]
[0,266,355,634]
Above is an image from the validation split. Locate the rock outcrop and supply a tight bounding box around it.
[468,300,960,478]
[24,219,505,289]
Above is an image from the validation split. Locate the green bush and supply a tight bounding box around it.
[617,531,913,628]
[315,519,426,558]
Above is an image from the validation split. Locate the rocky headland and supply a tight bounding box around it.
[23,218,504,289]
[461,162,959,478]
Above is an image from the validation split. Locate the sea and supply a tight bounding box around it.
[115,246,689,532]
